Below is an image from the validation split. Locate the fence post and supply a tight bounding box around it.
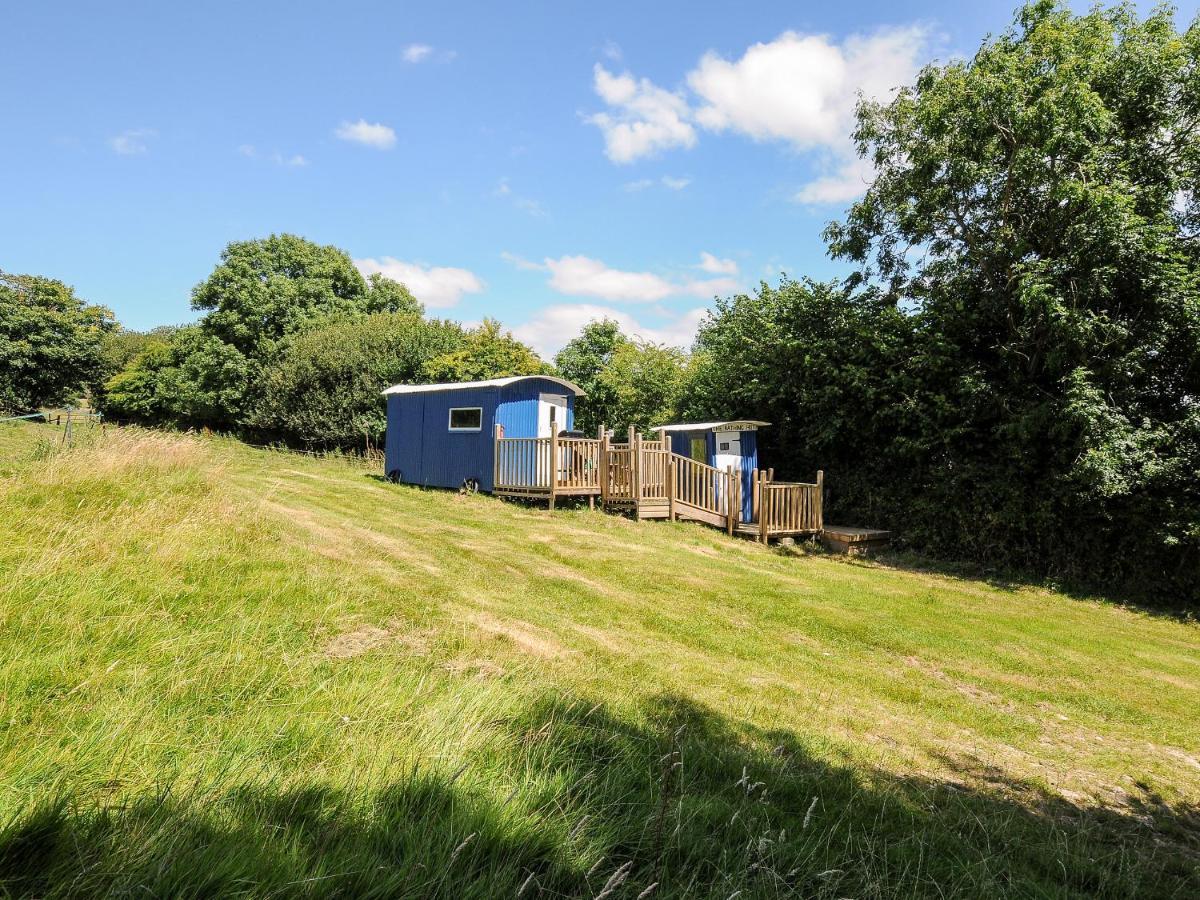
[598,424,608,508]
[667,458,677,521]
[725,465,736,536]
[816,469,824,533]
[751,468,760,525]
[759,470,769,545]
[627,426,639,513]
[548,409,558,511]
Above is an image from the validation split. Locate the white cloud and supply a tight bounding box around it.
[492,178,547,217]
[402,43,433,63]
[354,257,484,308]
[689,26,927,149]
[794,155,874,204]
[624,178,654,192]
[239,145,309,167]
[499,251,544,271]
[545,255,677,302]
[586,64,697,164]
[697,252,738,275]
[108,128,156,155]
[335,119,397,149]
[660,175,690,190]
[601,40,623,62]
[508,254,737,303]
[512,303,709,357]
[585,26,932,202]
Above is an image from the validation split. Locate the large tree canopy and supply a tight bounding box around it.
[0,274,115,413]
[690,1,1200,602]
[191,234,415,356]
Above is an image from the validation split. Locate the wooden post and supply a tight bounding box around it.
[816,469,824,533]
[751,468,760,524]
[628,426,639,514]
[598,424,608,508]
[759,470,769,545]
[726,465,736,536]
[667,459,677,521]
[548,408,558,511]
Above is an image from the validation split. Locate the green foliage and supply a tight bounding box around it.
[101,327,251,428]
[554,319,688,434]
[190,234,371,356]
[364,272,423,317]
[688,277,913,490]
[693,2,1200,603]
[0,275,115,413]
[102,236,437,436]
[422,318,548,382]
[597,339,688,435]
[553,319,629,434]
[92,326,182,407]
[245,313,465,448]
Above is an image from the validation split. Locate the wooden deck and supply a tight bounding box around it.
[493,425,823,541]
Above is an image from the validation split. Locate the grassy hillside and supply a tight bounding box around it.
[0,422,1197,898]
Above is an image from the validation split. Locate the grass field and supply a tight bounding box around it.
[0,421,1197,898]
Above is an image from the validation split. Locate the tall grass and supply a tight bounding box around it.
[0,423,1196,897]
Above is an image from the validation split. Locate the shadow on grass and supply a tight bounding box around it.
[833,548,1199,623]
[5,698,1195,898]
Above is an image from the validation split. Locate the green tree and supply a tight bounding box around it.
[553,319,630,434]
[422,319,548,382]
[812,0,1200,599]
[244,313,464,448]
[364,273,423,317]
[687,278,912,502]
[0,274,115,413]
[596,339,689,435]
[191,234,370,356]
[101,327,251,428]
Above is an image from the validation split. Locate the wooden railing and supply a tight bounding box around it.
[555,438,602,491]
[493,424,825,542]
[494,435,603,493]
[494,436,551,491]
[669,453,739,534]
[751,470,823,542]
[602,432,669,504]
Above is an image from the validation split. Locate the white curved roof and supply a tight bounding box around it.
[382,375,585,397]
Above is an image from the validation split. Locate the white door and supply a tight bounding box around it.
[714,429,741,471]
[537,394,568,486]
[538,394,568,437]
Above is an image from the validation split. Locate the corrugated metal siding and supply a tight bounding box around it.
[419,387,500,490]
[385,378,580,492]
[739,431,758,522]
[496,378,576,437]
[385,394,426,481]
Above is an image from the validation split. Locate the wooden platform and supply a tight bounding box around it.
[492,426,824,541]
[821,525,891,556]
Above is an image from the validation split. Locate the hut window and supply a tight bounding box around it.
[448,407,482,431]
[690,437,707,463]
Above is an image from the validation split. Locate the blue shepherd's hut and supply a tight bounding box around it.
[651,420,768,522]
[382,376,585,491]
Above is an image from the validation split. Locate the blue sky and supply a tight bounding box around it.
[3,0,1197,357]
